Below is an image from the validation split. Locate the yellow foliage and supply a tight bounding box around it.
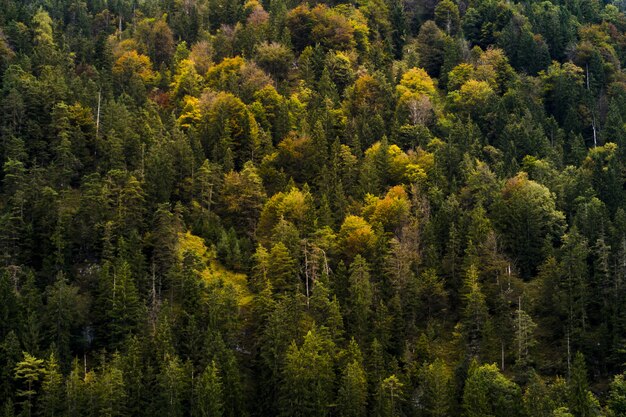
[396,67,436,98]
[171,59,203,100]
[177,96,201,129]
[364,142,411,182]
[414,148,435,172]
[449,80,495,110]
[279,188,309,221]
[362,186,410,230]
[178,231,211,262]
[110,38,139,59]
[258,187,312,238]
[206,56,245,88]
[447,63,475,91]
[339,215,375,257]
[177,231,252,307]
[113,50,155,83]
[405,164,427,184]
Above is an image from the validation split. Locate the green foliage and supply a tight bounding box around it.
[280,329,335,417]
[13,352,44,417]
[418,359,454,417]
[493,172,565,277]
[462,362,523,417]
[0,0,626,415]
[337,359,368,417]
[194,361,223,417]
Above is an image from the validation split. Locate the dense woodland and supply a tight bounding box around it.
[5,0,626,416]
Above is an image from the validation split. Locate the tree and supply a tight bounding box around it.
[540,62,584,130]
[461,265,488,358]
[337,360,368,417]
[434,0,460,36]
[553,407,575,417]
[94,261,143,350]
[255,42,294,81]
[65,359,87,417]
[448,80,496,120]
[493,172,565,277]
[347,255,374,342]
[171,59,203,100]
[194,361,223,417]
[559,229,590,343]
[608,373,626,417]
[375,374,404,417]
[523,371,555,417]
[112,50,155,99]
[201,91,259,169]
[339,216,376,259]
[418,359,454,417]
[462,362,523,417]
[498,14,550,75]
[416,21,447,77]
[13,352,44,417]
[514,298,537,369]
[31,8,57,66]
[568,352,600,417]
[92,354,127,417]
[135,17,175,65]
[279,329,335,417]
[267,242,298,294]
[37,352,64,417]
[157,354,188,417]
[44,273,88,366]
[220,162,267,236]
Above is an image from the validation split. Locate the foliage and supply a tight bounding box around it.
[0,0,625,415]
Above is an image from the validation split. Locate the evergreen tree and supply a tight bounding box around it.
[418,359,454,417]
[347,255,374,342]
[568,352,600,417]
[37,352,64,417]
[13,352,44,417]
[337,359,368,417]
[279,329,335,417]
[462,362,523,417]
[193,361,223,417]
[461,265,488,358]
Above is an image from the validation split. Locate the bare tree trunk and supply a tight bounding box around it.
[96,90,101,139]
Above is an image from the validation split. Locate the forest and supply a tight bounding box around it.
[3,0,626,415]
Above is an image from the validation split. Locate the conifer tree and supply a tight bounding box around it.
[194,361,223,417]
[13,352,44,417]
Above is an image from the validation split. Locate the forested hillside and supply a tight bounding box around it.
[3,0,626,415]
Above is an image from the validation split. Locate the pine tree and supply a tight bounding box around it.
[347,255,373,342]
[121,336,145,417]
[418,359,453,417]
[92,353,126,417]
[194,361,223,417]
[37,352,64,417]
[568,352,600,417]
[374,375,404,417]
[65,353,87,416]
[0,331,20,403]
[608,373,626,417]
[19,273,41,357]
[44,272,87,367]
[279,329,335,417]
[514,298,537,369]
[13,352,44,417]
[268,242,298,294]
[461,265,488,358]
[157,354,188,417]
[523,370,555,417]
[462,363,522,417]
[337,360,367,417]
